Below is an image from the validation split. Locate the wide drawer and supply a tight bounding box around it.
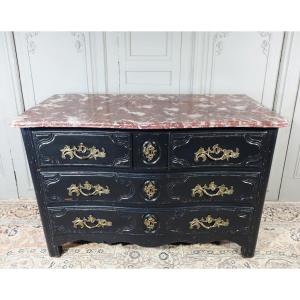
[32,130,131,167]
[48,206,254,246]
[170,130,269,169]
[40,171,260,205]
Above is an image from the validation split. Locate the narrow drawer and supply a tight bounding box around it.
[132,132,168,169]
[170,130,269,169]
[32,130,131,167]
[48,206,254,245]
[40,171,260,205]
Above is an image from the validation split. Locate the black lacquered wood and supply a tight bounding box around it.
[21,127,278,258]
[170,130,269,169]
[39,171,261,206]
[32,130,131,168]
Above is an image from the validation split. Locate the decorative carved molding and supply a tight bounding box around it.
[214,32,229,56]
[258,32,271,56]
[25,32,39,55]
[109,133,131,167]
[34,133,56,163]
[71,32,85,53]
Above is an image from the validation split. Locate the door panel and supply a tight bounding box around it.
[106,32,192,93]
[280,81,300,201]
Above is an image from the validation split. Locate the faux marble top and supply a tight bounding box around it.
[12,94,288,129]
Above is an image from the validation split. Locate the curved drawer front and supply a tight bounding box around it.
[40,171,260,205]
[32,130,131,167]
[48,206,254,240]
[41,172,137,204]
[170,130,269,169]
[168,172,260,204]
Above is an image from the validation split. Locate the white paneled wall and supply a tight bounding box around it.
[276,33,300,202]
[192,32,284,108]
[15,32,96,108]
[0,32,34,199]
[1,31,299,201]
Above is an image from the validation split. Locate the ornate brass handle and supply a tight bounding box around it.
[143,141,157,162]
[192,181,233,198]
[72,215,112,229]
[194,144,239,162]
[67,181,110,197]
[144,214,157,232]
[61,142,106,160]
[143,181,157,200]
[189,215,229,230]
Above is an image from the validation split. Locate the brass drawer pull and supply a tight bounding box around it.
[189,215,229,230]
[194,144,239,162]
[192,181,233,198]
[144,214,158,232]
[67,181,110,197]
[61,142,106,160]
[143,141,157,162]
[143,181,157,200]
[72,215,112,229]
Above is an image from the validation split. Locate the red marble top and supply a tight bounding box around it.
[11,94,288,129]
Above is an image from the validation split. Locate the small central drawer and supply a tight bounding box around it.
[133,132,168,169]
[40,171,260,205]
[48,206,254,243]
[32,130,131,167]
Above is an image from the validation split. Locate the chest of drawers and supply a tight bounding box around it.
[13,94,287,258]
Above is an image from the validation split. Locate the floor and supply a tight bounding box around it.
[0,200,300,268]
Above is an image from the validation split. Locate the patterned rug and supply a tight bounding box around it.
[0,200,300,268]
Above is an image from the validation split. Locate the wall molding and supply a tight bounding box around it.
[14,32,106,109]
[267,32,300,200]
[192,31,284,105]
[0,32,34,199]
[84,32,107,93]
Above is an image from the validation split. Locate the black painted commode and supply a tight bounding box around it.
[13,94,287,258]
[21,127,277,258]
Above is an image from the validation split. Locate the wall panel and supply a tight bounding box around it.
[0,32,34,199]
[14,32,106,109]
[3,31,293,201]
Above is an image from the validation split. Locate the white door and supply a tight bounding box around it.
[279,34,300,203]
[105,32,194,93]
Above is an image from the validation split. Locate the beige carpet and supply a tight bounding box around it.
[0,200,300,268]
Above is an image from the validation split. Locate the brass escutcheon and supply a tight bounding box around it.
[143,181,158,200]
[143,141,157,162]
